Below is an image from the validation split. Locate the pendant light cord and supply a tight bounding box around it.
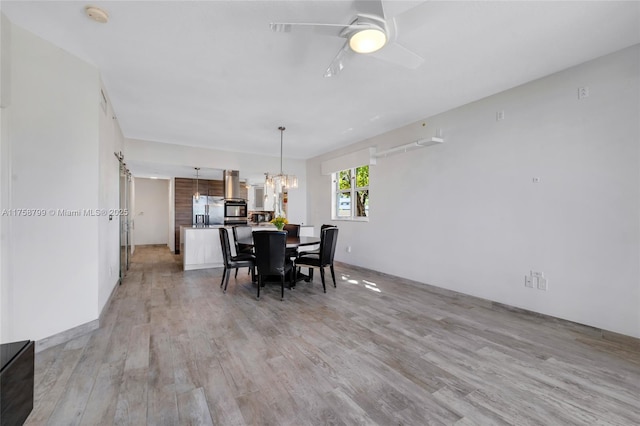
[278,126,285,175]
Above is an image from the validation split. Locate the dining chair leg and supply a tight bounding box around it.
[280,275,285,301]
[257,275,262,299]
[319,267,326,293]
[220,267,227,288]
[223,269,231,293]
[307,268,314,282]
[235,268,238,278]
[330,265,337,288]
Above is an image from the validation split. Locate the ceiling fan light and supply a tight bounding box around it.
[349,28,386,53]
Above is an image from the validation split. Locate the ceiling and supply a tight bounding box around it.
[2,1,639,167]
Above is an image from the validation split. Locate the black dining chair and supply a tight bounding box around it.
[232,225,254,277]
[283,223,301,258]
[298,224,336,257]
[219,228,255,293]
[295,226,339,293]
[282,223,300,237]
[252,231,294,300]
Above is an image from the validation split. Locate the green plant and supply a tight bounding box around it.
[271,216,288,229]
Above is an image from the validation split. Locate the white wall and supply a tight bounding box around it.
[0,104,7,344]
[0,13,10,343]
[125,138,308,225]
[7,23,101,341]
[307,45,640,338]
[133,178,170,245]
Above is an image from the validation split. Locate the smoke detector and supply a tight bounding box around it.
[85,6,109,23]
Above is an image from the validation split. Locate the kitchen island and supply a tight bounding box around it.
[181,224,316,271]
[181,225,225,271]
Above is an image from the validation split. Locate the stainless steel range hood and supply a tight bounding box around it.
[223,170,243,200]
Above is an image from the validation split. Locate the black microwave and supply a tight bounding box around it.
[224,200,247,218]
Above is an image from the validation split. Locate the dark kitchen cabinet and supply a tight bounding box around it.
[174,178,246,253]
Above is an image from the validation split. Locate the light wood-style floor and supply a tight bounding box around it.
[26,246,639,425]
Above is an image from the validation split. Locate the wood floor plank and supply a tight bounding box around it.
[79,360,124,426]
[198,359,246,426]
[123,324,151,372]
[176,387,214,426]
[45,371,94,425]
[147,332,179,425]
[432,386,512,426]
[25,246,640,426]
[113,369,148,425]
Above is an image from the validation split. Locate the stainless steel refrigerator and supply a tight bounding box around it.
[192,196,224,225]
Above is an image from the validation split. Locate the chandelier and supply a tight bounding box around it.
[265,126,298,190]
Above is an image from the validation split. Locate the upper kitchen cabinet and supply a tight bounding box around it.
[207,179,224,197]
[248,186,265,210]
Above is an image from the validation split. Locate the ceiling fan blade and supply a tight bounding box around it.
[270,22,352,37]
[354,0,385,19]
[370,42,424,69]
[389,1,432,39]
[324,41,354,78]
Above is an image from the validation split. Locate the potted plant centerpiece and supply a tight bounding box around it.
[271,216,288,231]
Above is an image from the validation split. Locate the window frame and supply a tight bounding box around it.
[331,165,369,221]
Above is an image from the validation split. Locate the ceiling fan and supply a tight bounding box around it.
[270,0,427,77]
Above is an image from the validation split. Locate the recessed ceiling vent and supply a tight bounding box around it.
[85,6,109,23]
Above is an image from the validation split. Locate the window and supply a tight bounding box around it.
[333,165,369,220]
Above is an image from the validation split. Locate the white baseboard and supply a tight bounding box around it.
[35,319,99,353]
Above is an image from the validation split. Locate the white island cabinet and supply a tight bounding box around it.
[181,225,225,271]
[181,224,316,271]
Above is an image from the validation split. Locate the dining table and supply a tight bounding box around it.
[236,234,321,285]
[236,235,321,250]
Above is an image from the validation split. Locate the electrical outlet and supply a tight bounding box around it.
[525,275,534,288]
[578,87,589,99]
[537,276,548,291]
[496,110,505,121]
[346,246,352,253]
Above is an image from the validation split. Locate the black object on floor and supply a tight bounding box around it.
[1,340,34,426]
